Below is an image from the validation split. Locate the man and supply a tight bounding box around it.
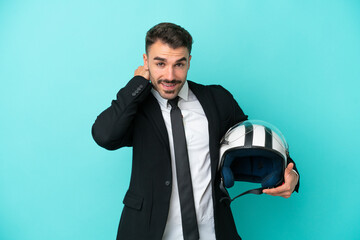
[92,22,299,240]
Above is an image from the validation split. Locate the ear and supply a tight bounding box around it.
[143,54,149,70]
[187,55,192,70]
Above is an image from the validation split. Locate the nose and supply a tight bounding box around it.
[165,66,175,80]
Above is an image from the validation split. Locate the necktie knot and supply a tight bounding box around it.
[168,96,179,109]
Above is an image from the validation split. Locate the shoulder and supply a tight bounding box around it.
[188,80,247,128]
[188,80,234,100]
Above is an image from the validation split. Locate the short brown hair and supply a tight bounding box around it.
[145,22,193,54]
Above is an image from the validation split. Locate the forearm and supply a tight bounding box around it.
[92,76,152,150]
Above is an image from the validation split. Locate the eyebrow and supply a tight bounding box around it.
[153,56,188,62]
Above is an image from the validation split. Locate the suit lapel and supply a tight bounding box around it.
[188,81,220,180]
[142,94,170,151]
[142,82,221,178]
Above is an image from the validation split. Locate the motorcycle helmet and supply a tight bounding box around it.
[218,120,289,202]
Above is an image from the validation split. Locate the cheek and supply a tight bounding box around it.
[149,67,162,79]
[176,69,188,79]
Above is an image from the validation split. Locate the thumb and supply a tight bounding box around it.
[285,162,294,175]
[287,162,294,170]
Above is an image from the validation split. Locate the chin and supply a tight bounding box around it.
[160,91,178,100]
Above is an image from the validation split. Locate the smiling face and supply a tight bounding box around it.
[143,40,191,100]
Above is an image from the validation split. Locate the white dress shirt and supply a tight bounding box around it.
[151,81,216,240]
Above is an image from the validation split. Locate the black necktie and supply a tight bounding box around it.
[168,97,199,240]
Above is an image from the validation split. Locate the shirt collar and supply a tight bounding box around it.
[151,81,189,108]
[178,80,189,101]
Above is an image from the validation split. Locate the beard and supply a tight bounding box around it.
[157,79,183,94]
[157,79,182,84]
[149,69,183,94]
[147,68,187,99]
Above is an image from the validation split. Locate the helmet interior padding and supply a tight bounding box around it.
[222,148,285,189]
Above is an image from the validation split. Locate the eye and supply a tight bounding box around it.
[175,63,185,67]
[156,62,165,67]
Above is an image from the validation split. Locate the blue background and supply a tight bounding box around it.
[1,0,359,239]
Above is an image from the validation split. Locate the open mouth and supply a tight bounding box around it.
[161,82,176,89]
[158,80,181,91]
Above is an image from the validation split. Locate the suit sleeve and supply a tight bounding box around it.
[217,85,248,128]
[231,94,248,126]
[91,76,152,150]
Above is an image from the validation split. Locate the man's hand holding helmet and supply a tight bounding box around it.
[263,163,299,198]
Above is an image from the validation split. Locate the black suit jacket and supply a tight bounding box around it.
[92,76,298,240]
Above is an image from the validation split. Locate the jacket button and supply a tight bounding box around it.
[165,180,171,186]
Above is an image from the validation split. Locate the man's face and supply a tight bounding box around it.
[143,40,191,100]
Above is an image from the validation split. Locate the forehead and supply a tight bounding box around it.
[147,40,189,60]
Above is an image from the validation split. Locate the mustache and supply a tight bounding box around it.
[157,79,182,84]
